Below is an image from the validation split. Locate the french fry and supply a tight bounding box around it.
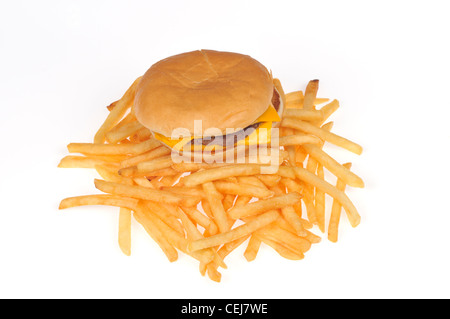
[171,162,211,173]
[286,98,329,109]
[176,208,226,269]
[281,118,363,155]
[293,201,303,221]
[280,127,296,166]
[298,120,331,226]
[202,235,249,280]
[147,167,179,177]
[95,164,133,185]
[94,76,142,144]
[118,166,178,178]
[214,180,274,199]
[94,166,139,263]
[278,134,322,147]
[158,172,183,187]
[283,109,324,122]
[222,194,236,211]
[277,166,297,179]
[188,210,280,252]
[118,208,132,256]
[137,155,174,174]
[58,156,109,169]
[107,100,118,111]
[280,205,306,237]
[314,98,330,105]
[237,176,268,189]
[181,206,218,235]
[206,263,222,283]
[68,138,161,156]
[292,167,361,227]
[295,147,308,164]
[133,176,155,188]
[270,185,306,237]
[255,224,311,253]
[108,110,136,130]
[117,166,140,177]
[244,235,262,262]
[106,120,144,144]
[285,100,302,109]
[59,194,139,211]
[142,211,186,249]
[146,209,214,265]
[94,179,200,207]
[201,200,214,219]
[301,185,318,225]
[224,176,239,183]
[217,235,250,260]
[303,80,319,110]
[256,174,281,188]
[320,121,334,134]
[234,195,252,208]
[285,90,304,103]
[161,186,206,199]
[203,182,229,233]
[133,206,178,262]
[183,164,263,187]
[149,177,165,189]
[204,235,251,278]
[302,144,364,188]
[228,193,301,219]
[132,127,152,142]
[317,99,340,125]
[315,164,326,233]
[286,87,329,107]
[273,217,321,243]
[144,201,185,235]
[257,235,304,260]
[120,145,171,168]
[328,163,353,242]
[280,177,303,193]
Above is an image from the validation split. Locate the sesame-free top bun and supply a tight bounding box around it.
[134,50,274,137]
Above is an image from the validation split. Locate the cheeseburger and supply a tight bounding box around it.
[134,50,285,153]
[59,48,364,282]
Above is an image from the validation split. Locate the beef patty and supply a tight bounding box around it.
[190,88,280,147]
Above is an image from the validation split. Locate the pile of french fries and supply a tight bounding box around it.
[59,78,364,282]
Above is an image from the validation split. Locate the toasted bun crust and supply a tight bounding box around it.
[134,50,274,137]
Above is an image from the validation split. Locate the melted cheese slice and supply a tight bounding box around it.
[154,105,281,151]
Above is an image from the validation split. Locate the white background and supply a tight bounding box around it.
[1,0,449,299]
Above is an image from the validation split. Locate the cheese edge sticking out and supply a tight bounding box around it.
[153,104,281,151]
